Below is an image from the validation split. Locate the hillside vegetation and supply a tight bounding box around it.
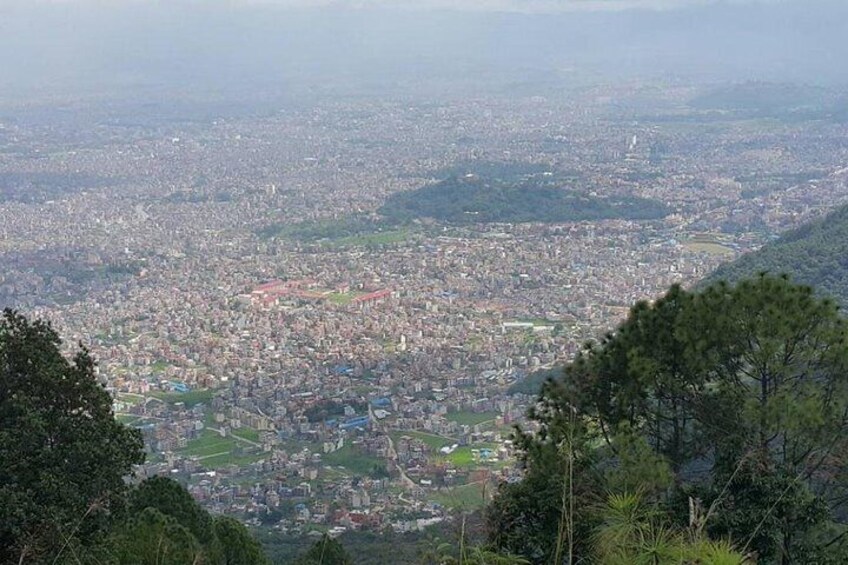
[488,276,848,564]
[0,309,269,564]
[379,175,668,225]
[708,202,848,305]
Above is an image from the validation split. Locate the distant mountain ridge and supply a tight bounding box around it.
[707,203,848,306]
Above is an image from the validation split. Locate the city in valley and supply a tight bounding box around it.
[3,83,848,536]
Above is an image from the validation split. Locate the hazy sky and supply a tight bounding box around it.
[1,0,846,103]
[2,0,807,12]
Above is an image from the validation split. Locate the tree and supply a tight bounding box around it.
[593,492,749,565]
[114,477,271,564]
[295,534,354,565]
[0,309,144,563]
[110,507,202,565]
[213,516,270,565]
[128,475,219,555]
[678,276,848,563]
[487,379,603,563]
[489,276,848,564]
[567,284,706,471]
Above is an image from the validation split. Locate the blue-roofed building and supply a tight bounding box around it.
[169,381,190,393]
[340,415,370,430]
[332,364,354,376]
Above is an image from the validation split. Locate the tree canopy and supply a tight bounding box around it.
[0,309,145,563]
[295,534,354,565]
[707,202,848,307]
[488,275,848,564]
[0,309,269,564]
[379,175,668,225]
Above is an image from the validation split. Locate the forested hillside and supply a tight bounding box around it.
[379,175,668,225]
[708,202,848,305]
[486,276,848,564]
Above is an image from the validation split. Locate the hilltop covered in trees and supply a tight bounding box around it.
[259,162,669,244]
[379,174,668,225]
[708,202,848,306]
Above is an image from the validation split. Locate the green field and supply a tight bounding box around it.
[230,427,261,443]
[322,444,384,475]
[437,443,498,467]
[180,429,238,457]
[683,241,735,256]
[326,291,364,305]
[518,318,558,327]
[115,392,143,406]
[200,451,265,468]
[329,229,412,248]
[116,414,139,425]
[150,388,215,408]
[150,360,169,373]
[445,411,499,427]
[177,429,264,469]
[430,482,489,510]
[391,430,457,451]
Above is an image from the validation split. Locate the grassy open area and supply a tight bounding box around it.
[150,360,169,373]
[177,429,264,469]
[200,451,265,469]
[150,388,215,408]
[322,443,384,475]
[115,392,144,406]
[683,240,735,256]
[330,229,412,248]
[517,318,558,327]
[180,429,238,458]
[430,482,488,510]
[231,427,261,443]
[351,384,376,395]
[437,443,499,468]
[326,291,365,305]
[446,411,499,427]
[390,430,457,451]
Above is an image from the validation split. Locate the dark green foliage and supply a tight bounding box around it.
[593,491,748,564]
[369,464,390,479]
[0,171,112,203]
[295,534,354,565]
[489,276,848,564]
[379,175,668,225]
[260,527,445,564]
[214,516,270,565]
[258,214,392,242]
[304,399,367,423]
[487,380,603,562]
[110,507,202,565]
[507,366,562,397]
[0,310,270,564]
[694,459,829,564]
[708,203,848,306]
[123,476,271,564]
[0,309,145,563]
[570,284,705,470]
[128,476,220,553]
